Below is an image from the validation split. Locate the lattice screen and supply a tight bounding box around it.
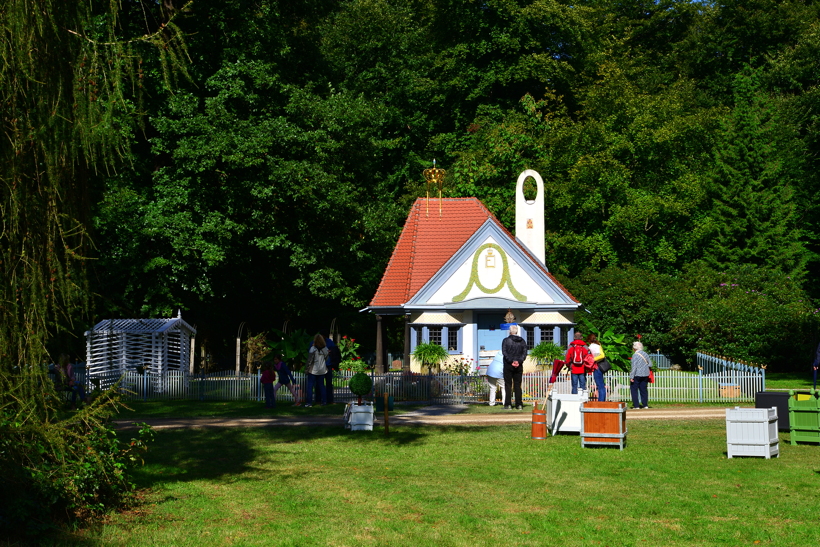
[85,312,196,392]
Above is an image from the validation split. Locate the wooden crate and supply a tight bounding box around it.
[580,401,627,450]
[726,406,779,458]
[547,392,588,435]
[788,390,820,445]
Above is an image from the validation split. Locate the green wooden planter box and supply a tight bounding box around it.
[788,390,820,445]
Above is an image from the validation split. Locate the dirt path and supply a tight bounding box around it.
[113,405,733,430]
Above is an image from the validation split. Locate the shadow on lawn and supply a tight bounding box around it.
[130,425,432,487]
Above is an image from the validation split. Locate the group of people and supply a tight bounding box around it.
[260,331,341,409]
[492,325,653,410]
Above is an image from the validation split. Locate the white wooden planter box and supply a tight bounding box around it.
[726,406,779,459]
[547,392,589,435]
[345,403,374,431]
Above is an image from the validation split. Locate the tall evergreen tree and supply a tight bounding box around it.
[706,67,807,277]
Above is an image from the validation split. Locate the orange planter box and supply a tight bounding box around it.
[580,401,627,450]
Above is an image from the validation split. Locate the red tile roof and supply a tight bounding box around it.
[369,197,577,308]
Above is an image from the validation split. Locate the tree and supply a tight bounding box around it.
[706,67,808,278]
[0,0,187,535]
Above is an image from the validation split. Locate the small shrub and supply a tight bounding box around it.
[349,372,373,403]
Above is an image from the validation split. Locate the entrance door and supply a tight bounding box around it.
[477,313,507,353]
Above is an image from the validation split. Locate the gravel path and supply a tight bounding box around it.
[113,404,733,430]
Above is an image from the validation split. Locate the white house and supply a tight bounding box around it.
[365,170,581,372]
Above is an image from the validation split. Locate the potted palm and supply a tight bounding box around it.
[412,342,449,373]
[529,341,565,369]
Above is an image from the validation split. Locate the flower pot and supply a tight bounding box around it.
[788,390,820,445]
[580,401,627,450]
[346,402,374,431]
[726,406,779,458]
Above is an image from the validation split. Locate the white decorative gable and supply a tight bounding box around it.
[424,235,554,304]
[408,219,574,309]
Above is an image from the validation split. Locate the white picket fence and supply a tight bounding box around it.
[54,356,763,404]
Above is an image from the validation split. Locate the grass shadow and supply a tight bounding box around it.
[127,424,434,489]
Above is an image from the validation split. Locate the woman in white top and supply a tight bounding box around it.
[305,334,329,407]
[586,333,607,402]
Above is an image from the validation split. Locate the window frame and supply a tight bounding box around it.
[410,324,465,354]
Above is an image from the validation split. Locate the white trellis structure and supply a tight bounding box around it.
[85,311,196,393]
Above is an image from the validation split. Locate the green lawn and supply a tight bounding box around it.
[57,419,820,546]
[764,372,817,391]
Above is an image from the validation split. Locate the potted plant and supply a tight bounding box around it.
[349,371,373,405]
[347,371,375,431]
[412,342,449,373]
[529,341,565,369]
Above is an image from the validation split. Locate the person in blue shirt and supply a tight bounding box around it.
[485,352,506,406]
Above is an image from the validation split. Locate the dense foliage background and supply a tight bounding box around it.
[11,0,820,368]
[2,0,820,535]
[85,0,820,367]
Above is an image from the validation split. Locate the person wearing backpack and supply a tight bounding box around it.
[565,331,591,395]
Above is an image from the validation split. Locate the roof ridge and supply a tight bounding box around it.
[405,200,421,302]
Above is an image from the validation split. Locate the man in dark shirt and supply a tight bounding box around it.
[501,325,528,409]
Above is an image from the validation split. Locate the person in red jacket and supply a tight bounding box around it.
[260,361,277,409]
[565,331,590,395]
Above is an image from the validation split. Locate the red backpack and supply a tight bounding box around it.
[571,345,596,372]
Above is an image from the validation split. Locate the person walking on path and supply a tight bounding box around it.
[630,341,652,409]
[501,325,527,409]
[586,333,607,402]
[485,351,506,406]
[305,334,329,407]
[260,362,276,409]
[565,332,591,395]
[272,356,300,406]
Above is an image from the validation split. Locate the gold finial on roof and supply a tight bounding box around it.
[423,159,446,218]
[504,309,516,324]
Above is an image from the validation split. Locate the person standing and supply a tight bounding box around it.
[57,354,88,410]
[260,362,276,409]
[630,341,652,409]
[586,333,607,402]
[813,341,820,389]
[501,325,528,409]
[485,351,506,406]
[322,331,341,404]
[565,331,590,395]
[305,334,329,407]
[272,355,300,406]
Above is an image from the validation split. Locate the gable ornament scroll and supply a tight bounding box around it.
[452,243,526,302]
